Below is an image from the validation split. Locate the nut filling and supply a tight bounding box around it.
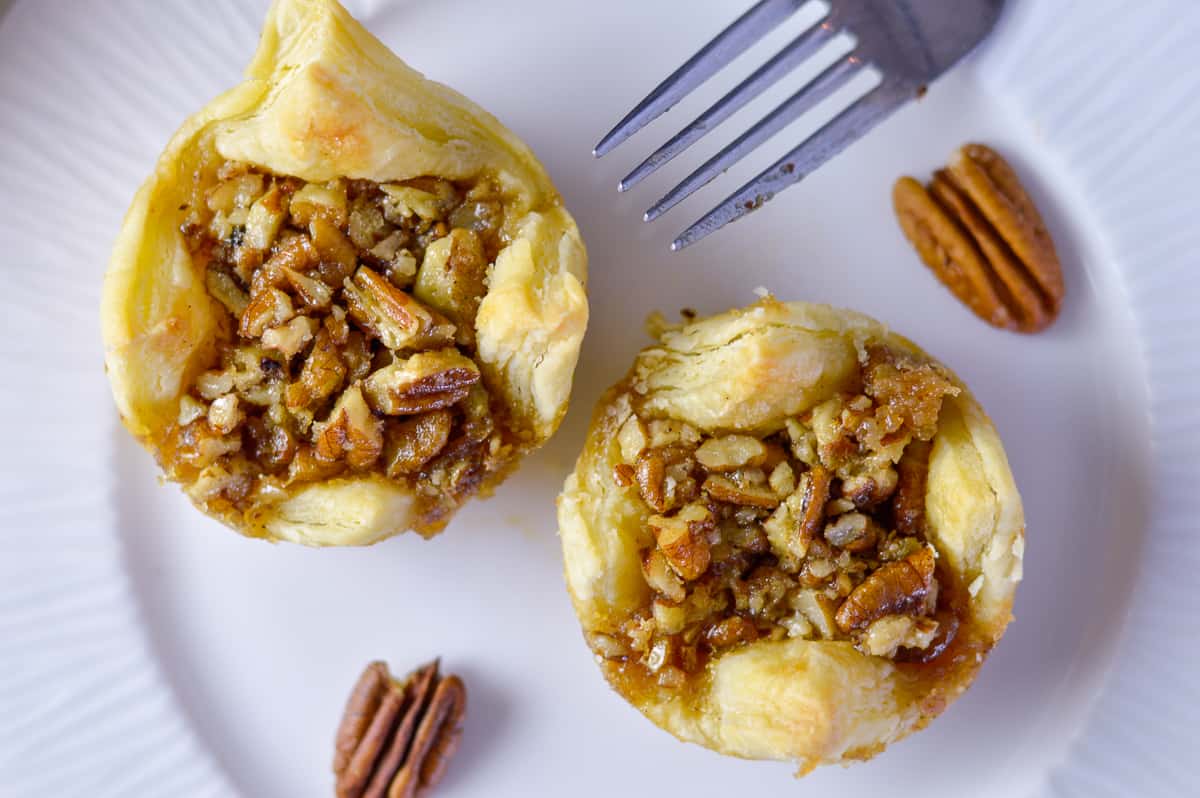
[595,346,964,689]
[167,158,517,536]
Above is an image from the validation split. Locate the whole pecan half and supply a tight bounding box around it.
[834,546,937,633]
[333,660,467,798]
[893,143,1064,333]
[362,348,480,416]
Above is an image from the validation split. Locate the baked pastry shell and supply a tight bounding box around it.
[557,299,1023,771]
[101,0,588,546]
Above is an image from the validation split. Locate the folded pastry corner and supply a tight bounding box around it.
[103,0,587,546]
[557,298,1023,771]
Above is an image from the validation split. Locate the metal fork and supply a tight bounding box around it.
[595,0,1004,250]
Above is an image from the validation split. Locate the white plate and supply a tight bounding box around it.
[1,0,1195,795]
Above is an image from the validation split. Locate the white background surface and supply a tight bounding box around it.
[1,1,1195,796]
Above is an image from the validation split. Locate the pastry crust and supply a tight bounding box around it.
[102,0,587,546]
[557,299,1022,771]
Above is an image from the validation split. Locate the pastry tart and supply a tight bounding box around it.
[102,0,587,546]
[557,299,1023,772]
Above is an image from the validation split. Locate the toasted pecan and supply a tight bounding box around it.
[333,660,467,798]
[894,143,1064,333]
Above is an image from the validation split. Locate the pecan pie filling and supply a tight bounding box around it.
[593,347,966,689]
[164,158,517,536]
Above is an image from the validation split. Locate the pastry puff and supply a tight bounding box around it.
[557,299,1023,772]
[102,0,587,546]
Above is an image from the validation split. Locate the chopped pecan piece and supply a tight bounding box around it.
[286,327,346,409]
[261,315,318,359]
[309,216,359,285]
[344,266,456,351]
[281,264,333,309]
[239,286,295,338]
[285,444,345,485]
[324,306,350,345]
[634,448,667,513]
[859,614,940,659]
[381,179,459,222]
[896,609,960,663]
[171,419,241,468]
[893,439,931,537]
[704,615,759,649]
[342,331,373,382]
[841,465,898,509]
[207,394,242,435]
[862,346,958,442]
[243,184,288,251]
[251,233,316,296]
[413,228,488,346]
[694,434,767,471]
[835,546,936,632]
[245,415,297,473]
[823,512,881,553]
[314,383,384,469]
[642,548,686,602]
[290,181,348,229]
[796,465,832,552]
[763,464,831,566]
[648,502,715,581]
[790,588,839,639]
[743,565,794,618]
[767,461,796,497]
[383,410,454,478]
[333,660,466,798]
[206,270,249,317]
[702,474,780,508]
[363,349,480,415]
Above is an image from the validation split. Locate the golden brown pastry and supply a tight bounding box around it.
[557,299,1023,773]
[102,0,587,546]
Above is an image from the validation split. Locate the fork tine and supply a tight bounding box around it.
[644,53,862,222]
[670,80,912,251]
[593,0,805,158]
[619,16,836,193]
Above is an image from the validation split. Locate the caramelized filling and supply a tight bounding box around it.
[592,346,964,689]
[164,157,518,535]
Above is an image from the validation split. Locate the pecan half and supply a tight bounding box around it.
[834,546,936,632]
[363,349,480,415]
[334,660,467,798]
[893,143,1064,333]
